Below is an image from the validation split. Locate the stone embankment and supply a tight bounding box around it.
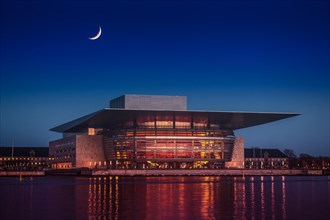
[2,169,321,177]
[0,171,45,176]
[92,169,323,176]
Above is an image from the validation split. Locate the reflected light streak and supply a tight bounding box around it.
[250,176,255,220]
[242,177,246,219]
[209,180,215,218]
[109,176,113,219]
[233,177,238,218]
[177,180,185,219]
[282,176,287,219]
[101,178,106,217]
[271,177,275,220]
[98,178,101,216]
[201,177,215,219]
[115,176,119,220]
[233,177,246,219]
[93,178,96,217]
[261,176,265,220]
[88,178,92,220]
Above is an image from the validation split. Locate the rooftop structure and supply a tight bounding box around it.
[110,94,187,110]
[245,148,288,158]
[51,109,298,133]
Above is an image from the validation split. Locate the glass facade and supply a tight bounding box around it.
[103,113,235,169]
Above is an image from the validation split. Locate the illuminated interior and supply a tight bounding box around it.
[103,113,235,169]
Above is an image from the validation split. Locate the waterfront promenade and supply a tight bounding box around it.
[93,169,322,176]
[0,171,45,176]
[1,169,323,176]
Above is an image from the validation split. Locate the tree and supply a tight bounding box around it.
[283,149,297,158]
[300,153,313,158]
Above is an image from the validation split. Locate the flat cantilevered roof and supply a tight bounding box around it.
[50,108,300,133]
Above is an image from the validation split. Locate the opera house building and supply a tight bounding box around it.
[49,95,298,170]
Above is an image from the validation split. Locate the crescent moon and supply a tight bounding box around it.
[89,26,102,40]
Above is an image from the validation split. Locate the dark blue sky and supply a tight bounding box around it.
[1,0,329,156]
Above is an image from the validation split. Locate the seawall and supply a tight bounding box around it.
[5,169,321,177]
[92,169,323,176]
[0,171,45,176]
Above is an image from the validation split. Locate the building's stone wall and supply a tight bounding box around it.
[225,137,245,168]
[75,135,105,168]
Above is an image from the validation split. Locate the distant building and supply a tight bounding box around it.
[294,156,330,170]
[0,147,52,171]
[245,148,289,169]
[49,94,298,170]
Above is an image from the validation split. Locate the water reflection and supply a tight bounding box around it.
[1,176,328,219]
[88,177,120,219]
[233,176,246,219]
[245,176,289,220]
[85,176,291,219]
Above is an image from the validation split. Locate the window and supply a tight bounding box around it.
[175,114,191,128]
[137,114,155,128]
[156,113,173,128]
[193,115,208,128]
